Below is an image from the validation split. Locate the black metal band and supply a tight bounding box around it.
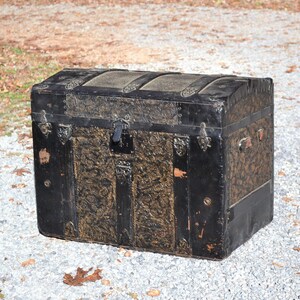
[115,160,133,246]
[173,136,191,255]
[32,105,272,138]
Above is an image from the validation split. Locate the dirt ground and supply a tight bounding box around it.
[0,0,299,11]
[1,1,299,68]
[0,1,299,135]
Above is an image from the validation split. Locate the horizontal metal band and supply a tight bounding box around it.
[32,104,272,137]
[223,106,272,136]
[65,94,179,126]
[228,180,272,221]
[32,112,221,136]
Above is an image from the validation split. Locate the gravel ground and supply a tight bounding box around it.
[0,3,300,300]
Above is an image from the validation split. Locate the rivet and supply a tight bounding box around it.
[44,179,51,188]
[203,197,212,206]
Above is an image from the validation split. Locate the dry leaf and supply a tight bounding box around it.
[63,267,102,286]
[278,170,286,176]
[293,220,300,227]
[146,289,161,297]
[128,292,139,299]
[285,65,297,73]
[101,279,110,286]
[18,133,32,142]
[21,258,36,267]
[12,183,27,189]
[22,154,32,163]
[283,196,293,203]
[272,262,284,268]
[293,247,300,252]
[124,251,132,257]
[12,168,31,176]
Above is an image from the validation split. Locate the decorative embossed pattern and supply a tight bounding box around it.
[133,131,175,251]
[226,116,273,206]
[226,92,272,125]
[72,127,175,252]
[65,94,178,125]
[73,127,117,243]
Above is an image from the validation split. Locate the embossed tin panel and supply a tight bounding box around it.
[133,131,175,252]
[226,116,273,206]
[65,94,178,126]
[83,71,144,89]
[72,127,175,251]
[225,92,273,125]
[73,127,117,243]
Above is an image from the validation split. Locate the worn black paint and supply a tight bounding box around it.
[32,122,64,236]
[189,134,225,258]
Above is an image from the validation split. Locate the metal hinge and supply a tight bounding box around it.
[38,110,52,137]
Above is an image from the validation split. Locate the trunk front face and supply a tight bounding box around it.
[33,120,225,258]
[72,128,176,252]
[71,127,225,257]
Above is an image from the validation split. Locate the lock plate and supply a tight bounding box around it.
[110,131,134,154]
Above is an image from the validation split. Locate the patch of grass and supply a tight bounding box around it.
[11,46,24,55]
[0,44,61,136]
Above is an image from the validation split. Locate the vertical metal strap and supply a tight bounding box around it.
[189,133,225,259]
[116,160,133,246]
[173,136,191,255]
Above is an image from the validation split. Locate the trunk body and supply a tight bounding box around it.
[31,69,274,259]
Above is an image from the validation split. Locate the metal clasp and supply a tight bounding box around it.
[110,119,133,154]
[197,122,212,152]
[112,119,129,144]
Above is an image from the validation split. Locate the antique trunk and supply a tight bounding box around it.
[31,68,274,260]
